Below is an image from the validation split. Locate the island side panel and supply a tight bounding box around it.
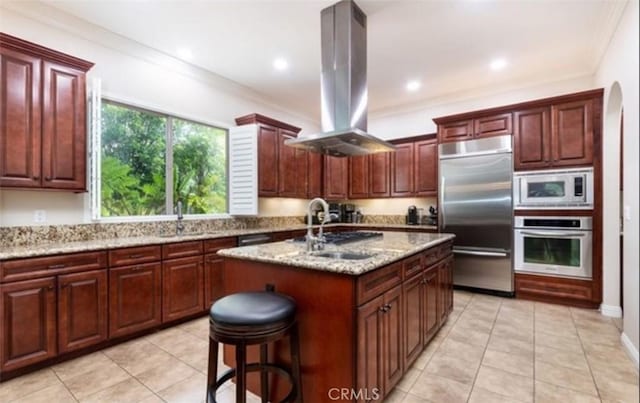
[222,257,357,401]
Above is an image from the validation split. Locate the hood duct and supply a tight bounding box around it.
[285,0,395,157]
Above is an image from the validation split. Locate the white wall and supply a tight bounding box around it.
[595,0,640,365]
[0,2,320,227]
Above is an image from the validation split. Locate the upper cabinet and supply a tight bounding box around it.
[436,113,512,143]
[389,135,438,198]
[391,142,415,197]
[324,155,349,199]
[234,114,307,198]
[0,33,93,191]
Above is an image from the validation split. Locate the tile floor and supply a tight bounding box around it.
[0,291,638,402]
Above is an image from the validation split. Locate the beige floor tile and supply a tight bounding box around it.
[104,339,177,376]
[534,380,601,403]
[409,373,472,403]
[578,327,622,348]
[384,387,407,402]
[135,356,199,393]
[145,327,192,350]
[411,341,439,370]
[396,367,421,392]
[535,320,578,338]
[0,369,61,402]
[535,310,573,324]
[437,338,485,363]
[535,302,570,316]
[401,392,431,402]
[79,377,154,403]
[482,349,533,377]
[137,395,164,403]
[534,361,598,396]
[535,330,584,354]
[592,374,639,402]
[156,372,207,403]
[493,322,535,343]
[474,365,533,403]
[535,344,590,372]
[213,384,261,403]
[11,382,76,403]
[424,351,481,384]
[63,360,131,400]
[588,351,639,386]
[487,334,534,357]
[179,318,210,341]
[52,352,114,382]
[446,325,491,348]
[469,386,528,403]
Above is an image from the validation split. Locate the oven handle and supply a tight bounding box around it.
[520,231,587,238]
[453,249,509,257]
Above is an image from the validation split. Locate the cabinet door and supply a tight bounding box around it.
[369,152,390,198]
[258,125,278,196]
[357,295,384,402]
[391,142,414,197]
[551,99,594,167]
[414,140,437,196]
[204,254,224,310]
[383,286,403,394]
[446,258,454,314]
[402,274,423,368]
[438,263,447,323]
[58,269,108,354]
[0,48,42,188]
[109,262,162,338]
[294,149,309,198]
[307,151,323,198]
[474,113,512,138]
[423,266,439,344]
[41,61,86,190]
[277,129,303,197]
[438,120,473,143]
[349,155,370,199]
[323,155,348,199]
[1,277,56,372]
[514,107,551,171]
[162,256,204,322]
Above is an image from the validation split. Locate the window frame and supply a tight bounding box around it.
[91,94,232,222]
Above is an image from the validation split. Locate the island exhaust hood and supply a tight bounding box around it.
[285,0,395,157]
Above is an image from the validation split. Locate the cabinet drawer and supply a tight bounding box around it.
[403,254,423,279]
[515,274,593,302]
[474,113,512,138]
[109,245,161,267]
[1,251,107,283]
[423,247,440,267]
[438,120,473,143]
[162,241,203,260]
[204,237,237,254]
[357,261,402,305]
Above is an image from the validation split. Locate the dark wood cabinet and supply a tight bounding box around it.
[356,294,384,402]
[258,125,279,196]
[0,33,93,191]
[324,155,348,199]
[108,262,162,338]
[402,273,423,368]
[391,142,414,197]
[515,272,595,308]
[438,119,473,143]
[414,139,437,196]
[349,155,370,199]
[278,129,308,197]
[514,107,551,170]
[57,269,108,354]
[551,99,594,167]
[437,113,512,143]
[369,152,390,198]
[162,256,204,322]
[203,237,236,310]
[0,277,57,372]
[307,152,323,198]
[382,285,403,394]
[474,113,512,139]
[423,265,439,343]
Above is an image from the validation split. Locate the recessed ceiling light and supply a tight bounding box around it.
[406,80,421,92]
[177,48,193,60]
[273,57,289,71]
[490,58,508,71]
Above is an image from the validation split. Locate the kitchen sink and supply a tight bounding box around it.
[312,251,374,260]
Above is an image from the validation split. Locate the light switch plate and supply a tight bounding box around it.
[623,205,631,221]
[34,210,46,223]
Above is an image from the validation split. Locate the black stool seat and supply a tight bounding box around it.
[210,291,296,326]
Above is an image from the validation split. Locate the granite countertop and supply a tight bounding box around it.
[217,231,454,276]
[0,223,438,261]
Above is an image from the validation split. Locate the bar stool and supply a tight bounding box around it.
[206,290,303,403]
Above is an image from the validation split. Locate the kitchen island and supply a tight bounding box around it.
[217,231,454,402]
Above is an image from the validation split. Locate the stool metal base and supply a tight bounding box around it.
[207,362,297,403]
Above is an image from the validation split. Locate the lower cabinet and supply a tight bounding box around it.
[357,294,384,403]
[0,277,57,372]
[402,274,423,368]
[204,254,224,310]
[382,285,403,394]
[162,256,204,322]
[423,265,439,343]
[58,270,108,354]
[109,262,162,338]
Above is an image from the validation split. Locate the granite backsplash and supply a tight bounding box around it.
[0,215,407,248]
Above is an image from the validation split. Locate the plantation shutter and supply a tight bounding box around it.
[89,78,102,220]
[228,124,259,215]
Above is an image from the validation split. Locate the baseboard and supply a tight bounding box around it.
[600,304,623,318]
[621,332,640,369]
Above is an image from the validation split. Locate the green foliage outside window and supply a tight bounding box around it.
[100,102,227,217]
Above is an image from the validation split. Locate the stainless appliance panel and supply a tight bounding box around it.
[453,247,513,292]
[513,167,594,209]
[440,152,513,250]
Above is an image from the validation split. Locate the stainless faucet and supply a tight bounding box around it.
[175,200,185,235]
[306,197,330,251]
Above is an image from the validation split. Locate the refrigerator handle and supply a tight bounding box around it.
[440,177,445,229]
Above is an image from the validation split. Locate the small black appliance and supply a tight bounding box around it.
[406,205,419,225]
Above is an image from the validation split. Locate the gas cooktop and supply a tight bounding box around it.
[292,231,383,245]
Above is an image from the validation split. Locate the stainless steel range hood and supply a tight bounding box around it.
[285,0,395,157]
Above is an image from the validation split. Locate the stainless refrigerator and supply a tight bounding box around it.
[439,135,514,295]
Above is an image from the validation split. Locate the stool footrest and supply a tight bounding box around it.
[208,362,298,403]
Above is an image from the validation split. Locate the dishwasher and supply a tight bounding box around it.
[237,233,273,246]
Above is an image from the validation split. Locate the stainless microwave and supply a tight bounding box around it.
[514,167,593,209]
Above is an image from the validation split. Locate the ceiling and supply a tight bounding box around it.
[43,0,626,120]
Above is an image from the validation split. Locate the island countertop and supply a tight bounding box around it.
[217,231,455,275]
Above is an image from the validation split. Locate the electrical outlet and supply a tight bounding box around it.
[34,210,47,223]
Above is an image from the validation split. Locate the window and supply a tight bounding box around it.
[97,100,227,218]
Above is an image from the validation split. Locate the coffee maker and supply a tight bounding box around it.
[341,203,357,223]
[406,205,419,225]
